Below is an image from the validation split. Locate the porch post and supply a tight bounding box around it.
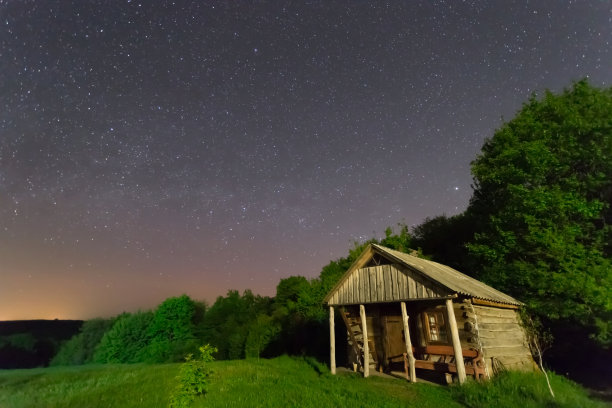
[360,304,369,378]
[446,298,467,384]
[329,306,336,375]
[400,301,416,383]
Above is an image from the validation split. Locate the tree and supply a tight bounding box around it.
[142,295,198,362]
[200,290,273,360]
[244,314,281,358]
[467,80,612,346]
[51,318,114,366]
[93,311,153,363]
[275,276,310,309]
[411,213,475,271]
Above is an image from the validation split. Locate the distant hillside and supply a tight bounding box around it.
[0,320,82,368]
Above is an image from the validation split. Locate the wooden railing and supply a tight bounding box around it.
[400,345,486,381]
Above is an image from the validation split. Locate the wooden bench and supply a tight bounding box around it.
[402,345,486,382]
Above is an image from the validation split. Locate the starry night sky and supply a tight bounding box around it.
[1,1,611,320]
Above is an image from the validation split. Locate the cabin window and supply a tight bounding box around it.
[423,310,448,343]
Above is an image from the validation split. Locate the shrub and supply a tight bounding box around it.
[168,344,217,408]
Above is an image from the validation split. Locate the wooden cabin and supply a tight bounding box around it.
[324,244,536,384]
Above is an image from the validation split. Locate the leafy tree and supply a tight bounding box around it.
[244,314,281,358]
[466,80,612,346]
[275,276,309,309]
[200,290,273,360]
[93,311,153,363]
[142,295,199,362]
[51,318,114,366]
[411,213,475,270]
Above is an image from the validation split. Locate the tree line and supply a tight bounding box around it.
[52,81,611,384]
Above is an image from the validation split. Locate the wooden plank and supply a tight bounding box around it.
[396,271,404,299]
[383,265,394,302]
[394,268,402,299]
[351,274,357,304]
[362,269,370,303]
[401,269,407,298]
[369,267,377,302]
[345,274,352,304]
[477,316,518,325]
[472,306,518,318]
[480,336,528,348]
[360,304,369,378]
[363,268,370,302]
[483,345,532,357]
[376,266,384,302]
[329,306,336,375]
[401,302,416,383]
[472,298,519,309]
[409,270,417,298]
[405,269,413,298]
[478,331,526,340]
[356,269,363,303]
[415,281,422,299]
[446,299,466,384]
[390,266,398,300]
[382,265,393,302]
[352,274,358,304]
[478,323,524,331]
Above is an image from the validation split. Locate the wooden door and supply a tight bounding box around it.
[384,315,406,369]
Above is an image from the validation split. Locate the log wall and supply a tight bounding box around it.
[471,304,536,373]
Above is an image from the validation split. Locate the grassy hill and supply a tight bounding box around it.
[0,356,606,408]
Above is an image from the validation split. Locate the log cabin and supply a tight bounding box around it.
[324,244,536,384]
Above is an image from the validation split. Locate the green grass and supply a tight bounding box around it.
[0,363,179,408]
[197,356,456,408]
[451,370,609,408]
[0,357,607,408]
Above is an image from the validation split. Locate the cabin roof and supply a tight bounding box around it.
[324,244,522,306]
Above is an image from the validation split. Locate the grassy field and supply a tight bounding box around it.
[0,356,607,408]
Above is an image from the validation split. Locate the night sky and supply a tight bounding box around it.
[1,1,611,320]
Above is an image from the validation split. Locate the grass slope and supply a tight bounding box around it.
[0,356,607,408]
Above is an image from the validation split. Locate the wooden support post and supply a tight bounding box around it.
[446,298,467,384]
[360,304,369,378]
[329,306,336,375]
[400,302,416,383]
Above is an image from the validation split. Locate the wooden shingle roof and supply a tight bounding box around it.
[324,244,522,306]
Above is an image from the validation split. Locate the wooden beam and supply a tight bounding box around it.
[400,301,416,383]
[360,304,369,378]
[329,306,336,375]
[472,298,519,309]
[446,298,467,384]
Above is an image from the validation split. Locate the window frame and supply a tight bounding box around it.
[422,309,449,344]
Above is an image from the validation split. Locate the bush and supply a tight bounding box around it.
[169,344,217,408]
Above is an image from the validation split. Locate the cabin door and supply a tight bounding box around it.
[383,315,406,370]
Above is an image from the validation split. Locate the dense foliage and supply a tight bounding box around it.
[51,318,114,366]
[466,80,612,346]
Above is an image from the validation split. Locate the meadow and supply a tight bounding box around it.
[0,356,607,408]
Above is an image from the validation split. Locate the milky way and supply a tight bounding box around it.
[1,1,610,319]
